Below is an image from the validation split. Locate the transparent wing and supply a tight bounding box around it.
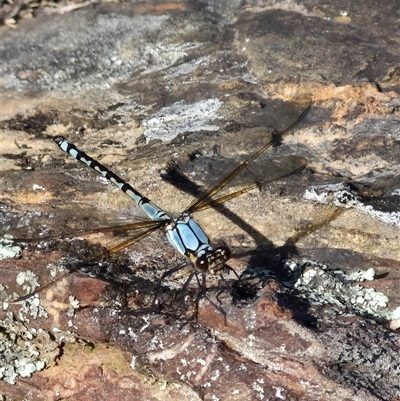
[192,156,307,212]
[13,222,164,302]
[182,105,310,214]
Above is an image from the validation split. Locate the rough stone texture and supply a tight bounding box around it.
[0,0,399,400]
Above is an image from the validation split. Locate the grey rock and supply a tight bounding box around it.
[0,1,399,400]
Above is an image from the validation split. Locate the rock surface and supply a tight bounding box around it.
[0,1,399,400]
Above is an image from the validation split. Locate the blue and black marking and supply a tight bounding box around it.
[53,136,228,273]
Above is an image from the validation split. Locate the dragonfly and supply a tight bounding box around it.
[15,104,310,304]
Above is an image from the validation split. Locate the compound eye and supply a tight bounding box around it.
[195,255,209,273]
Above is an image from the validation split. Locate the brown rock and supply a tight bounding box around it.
[1,0,399,400]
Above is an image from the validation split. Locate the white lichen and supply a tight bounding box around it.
[281,259,399,323]
[18,296,48,322]
[304,183,400,227]
[0,235,22,260]
[15,270,40,296]
[67,295,80,317]
[143,98,223,143]
[0,313,59,385]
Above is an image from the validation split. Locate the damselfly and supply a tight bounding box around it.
[16,103,310,304]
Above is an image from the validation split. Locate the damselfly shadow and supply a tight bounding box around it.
[14,100,311,316]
